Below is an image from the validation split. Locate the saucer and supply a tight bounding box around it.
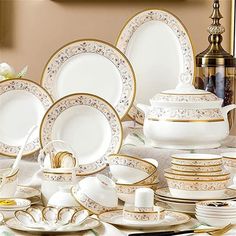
[6,217,100,233]
[98,210,190,229]
[15,186,41,199]
[156,187,236,202]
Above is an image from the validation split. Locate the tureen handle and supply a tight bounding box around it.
[221,104,236,120]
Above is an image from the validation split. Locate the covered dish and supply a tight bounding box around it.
[137,74,236,149]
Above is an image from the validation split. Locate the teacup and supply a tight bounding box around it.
[0,168,18,198]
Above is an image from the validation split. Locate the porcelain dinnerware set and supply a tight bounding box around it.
[1,8,236,234]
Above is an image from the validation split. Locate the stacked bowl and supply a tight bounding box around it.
[196,200,236,227]
[164,154,230,199]
[107,154,159,204]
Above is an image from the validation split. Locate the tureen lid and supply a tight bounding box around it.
[151,73,221,104]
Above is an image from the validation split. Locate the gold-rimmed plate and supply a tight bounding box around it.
[98,210,191,229]
[40,93,123,175]
[116,9,195,124]
[0,79,53,156]
[41,39,136,120]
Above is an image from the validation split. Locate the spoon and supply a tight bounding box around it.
[0,126,38,191]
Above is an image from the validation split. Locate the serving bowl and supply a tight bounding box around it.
[72,174,118,214]
[123,206,165,222]
[116,182,158,204]
[171,163,222,172]
[171,153,222,166]
[107,154,158,184]
[164,169,229,181]
[0,168,19,198]
[137,78,236,150]
[166,176,230,199]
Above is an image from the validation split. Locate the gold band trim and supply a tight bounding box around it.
[171,155,222,161]
[148,118,224,122]
[171,162,222,167]
[165,176,230,182]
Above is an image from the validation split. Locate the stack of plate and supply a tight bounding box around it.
[165,153,230,199]
[155,187,236,214]
[196,200,236,227]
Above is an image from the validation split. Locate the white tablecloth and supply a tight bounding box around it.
[1,121,236,235]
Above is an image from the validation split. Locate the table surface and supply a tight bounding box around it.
[1,121,236,236]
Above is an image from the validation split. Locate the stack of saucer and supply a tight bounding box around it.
[107,154,159,203]
[165,153,230,199]
[196,200,236,227]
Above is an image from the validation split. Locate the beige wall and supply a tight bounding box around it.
[0,0,233,82]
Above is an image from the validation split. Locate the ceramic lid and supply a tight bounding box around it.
[150,74,222,106]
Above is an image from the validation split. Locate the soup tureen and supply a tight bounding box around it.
[137,76,236,149]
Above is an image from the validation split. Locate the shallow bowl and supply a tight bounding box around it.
[108,154,157,184]
[171,163,222,172]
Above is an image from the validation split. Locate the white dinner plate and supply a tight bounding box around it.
[41,39,136,119]
[116,9,194,124]
[156,187,236,202]
[40,93,122,174]
[6,217,100,234]
[99,210,190,229]
[0,79,53,156]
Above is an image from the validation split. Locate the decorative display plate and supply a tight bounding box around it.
[0,79,53,156]
[6,217,100,234]
[40,93,123,174]
[98,210,190,229]
[41,39,136,119]
[156,187,236,202]
[116,9,194,124]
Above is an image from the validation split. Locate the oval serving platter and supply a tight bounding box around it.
[116,9,195,124]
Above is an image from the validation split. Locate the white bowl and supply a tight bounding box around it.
[171,153,222,166]
[166,177,229,200]
[72,174,118,214]
[196,214,236,227]
[171,163,222,172]
[222,152,236,167]
[47,186,81,208]
[108,154,157,184]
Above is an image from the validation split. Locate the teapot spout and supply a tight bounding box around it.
[221,104,236,120]
[137,104,150,116]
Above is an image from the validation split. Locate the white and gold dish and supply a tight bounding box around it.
[40,93,122,175]
[165,169,230,181]
[196,215,236,227]
[0,168,18,198]
[170,163,222,172]
[99,210,190,229]
[222,152,236,182]
[171,153,223,166]
[156,187,236,202]
[10,206,99,233]
[196,200,236,211]
[47,186,81,209]
[116,182,158,204]
[41,39,136,119]
[123,206,165,222]
[15,186,41,200]
[138,79,236,149]
[107,154,158,184]
[134,188,154,209]
[166,177,230,199]
[0,79,53,156]
[72,174,118,215]
[0,198,31,219]
[116,9,194,124]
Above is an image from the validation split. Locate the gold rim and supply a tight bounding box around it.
[0,78,53,157]
[171,155,222,161]
[165,169,229,177]
[171,162,222,167]
[171,168,222,173]
[223,156,236,160]
[115,8,196,125]
[165,176,230,182]
[40,93,123,171]
[148,118,224,122]
[116,182,158,187]
[108,154,157,169]
[76,164,107,176]
[40,38,136,121]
